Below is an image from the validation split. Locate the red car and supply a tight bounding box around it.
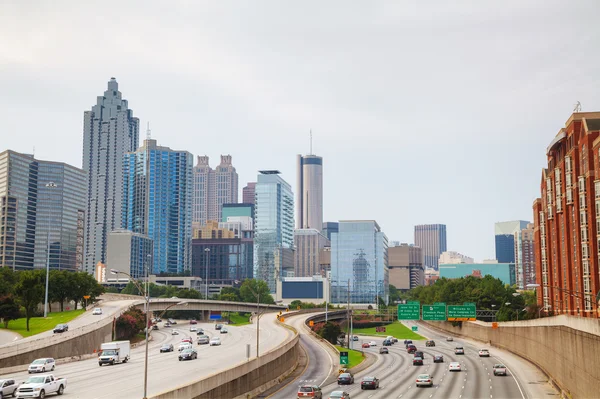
[189,319,197,325]
[407,345,417,354]
[362,343,370,348]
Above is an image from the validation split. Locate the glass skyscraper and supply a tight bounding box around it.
[331,220,389,305]
[122,139,193,274]
[494,220,530,263]
[254,170,294,292]
[414,224,447,270]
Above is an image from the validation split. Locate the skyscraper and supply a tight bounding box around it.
[192,155,238,228]
[388,243,424,290]
[322,222,339,241]
[514,223,535,289]
[294,229,329,277]
[254,170,294,292]
[122,139,193,274]
[414,224,447,270]
[494,220,530,263]
[296,154,323,231]
[0,150,86,271]
[242,182,256,205]
[83,78,139,274]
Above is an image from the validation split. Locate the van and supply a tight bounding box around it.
[99,341,130,366]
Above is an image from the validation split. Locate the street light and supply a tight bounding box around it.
[244,283,282,358]
[204,248,210,299]
[156,301,188,322]
[43,182,57,318]
[110,268,150,399]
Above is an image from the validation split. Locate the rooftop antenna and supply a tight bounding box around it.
[310,129,313,155]
[574,101,582,113]
[146,122,151,140]
[32,146,35,157]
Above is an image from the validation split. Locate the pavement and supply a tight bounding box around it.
[0,329,22,345]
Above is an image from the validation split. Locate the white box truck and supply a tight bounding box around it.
[98,341,130,366]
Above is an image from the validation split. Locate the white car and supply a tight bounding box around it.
[28,358,55,374]
[0,379,19,398]
[190,326,197,332]
[478,349,490,357]
[171,330,179,335]
[178,343,192,352]
[16,375,67,398]
[449,362,462,372]
[209,337,221,346]
[415,373,433,387]
[92,308,102,315]
[368,341,377,346]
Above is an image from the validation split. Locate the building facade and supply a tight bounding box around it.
[276,276,330,305]
[254,170,294,292]
[514,223,536,289]
[191,237,254,285]
[414,224,447,270]
[221,203,254,222]
[322,222,339,241]
[439,262,516,286]
[296,154,323,231]
[106,229,153,280]
[495,220,530,263]
[192,155,238,228]
[533,112,600,318]
[439,251,474,265]
[122,139,193,274]
[0,150,86,271]
[388,243,424,290]
[83,78,139,274]
[242,182,256,205]
[194,220,235,239]
[331,220,389,305]
[294,228,329,277]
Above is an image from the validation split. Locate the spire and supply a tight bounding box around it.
[310,129,313,155]
[146,122,151,140]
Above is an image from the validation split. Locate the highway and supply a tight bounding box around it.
[0,317,292,398]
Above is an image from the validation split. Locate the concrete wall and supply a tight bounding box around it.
[422,319,600,399]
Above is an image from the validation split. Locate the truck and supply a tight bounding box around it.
[98,341,130,366]
[15,374,66,398]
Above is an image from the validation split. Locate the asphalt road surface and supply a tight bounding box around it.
[1,317,292,398]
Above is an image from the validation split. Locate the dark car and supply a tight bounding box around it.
[414,351,424,359]
[426,340,435,347]
[178,348,198,361]
[215,324,223,330]
[392,338,398,343]
[297,385,322,398]
[382,340,392,346]
[433,355,444,363]
[53,324,68,333]
[190,319,197,325]
[379,347,389,354]
[152,325,159,330]
[360,376,379,390]
[413,356,423,366]
[407,344,417,354]
[404,339,413,347]
[160,344,174,352]
[337,372,354,385]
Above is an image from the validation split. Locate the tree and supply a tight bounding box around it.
[239,279,275,304]
[219,293,239,302]
[48,271,71,312]
[0,267,18,297]
[319,322,342,344]
[0,295,21,328]
[14,270,45,331]
[69,272,105,309]
[218,287,241,302]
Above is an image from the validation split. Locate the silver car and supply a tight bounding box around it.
[197,335,210,345]
[0,379,19,398]
[416,373,433,387]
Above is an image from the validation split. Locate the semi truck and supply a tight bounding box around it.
[98,341,130,366]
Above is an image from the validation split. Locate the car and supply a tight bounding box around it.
[382,340,392,346]
[16,374,67,398]
[385,336,394,343]
[164,322,171,327]
[337,372,354,385]
[210,337,221,346]
[368,341,377,346]
[215,324,223,330]
[28,358,56,374]
[171,330,179,335]
[297,385,322,398]
[160,344,174,353]
[392,338,398,343]
[414,351,424,359]
[416,373,433,387]
[352,336,359,341]
[426,340,435,347]
[178,342,192,352]
[404,340,413,348]
[178,348,198,361]
[360,376,379,390]
[197,335,210,345]
[449,361,462,372]
[196,328,205,335]
[413,357,423,366]
[327,391,350,399]
[190,326,198,332]
[379,347,389,354]
[455,346,465,355]
[0,379,19,398]
[220,327,228,334]
[92,308,103,315]
[407,345,417,354]
[155,317,162,322]
[446,336,453,341]
[189,319,197,325]
[168,319,176,324]
[493,364,507,376]
[433,355,444,363]
[479,349,490,357]
[181,337,193,343]
[361,343,370,348]
[53,324,68,333]
[152,325,159,330]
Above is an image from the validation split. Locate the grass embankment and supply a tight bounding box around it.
[352,321,425,340]
[0,309,86,337]
[226,312,251,326]
[335,345,365,368]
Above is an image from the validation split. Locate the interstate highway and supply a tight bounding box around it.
[0,318,292,399]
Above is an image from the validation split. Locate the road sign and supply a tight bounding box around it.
[309,320,314,327]
[375,326,386,333]
[422,304,446,321]
[492,322,499,329]
[280,317,285,322]
[398,302,420,320]
[340,351,349,365]
[412,326,418,332]
[209,311,222,320]
[447,305,476,321]
[83,295,91,299]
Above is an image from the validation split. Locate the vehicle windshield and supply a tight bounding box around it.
[31,359,46,364]
[299,387,314,392]
[101,350,117,356]
[495,364,506,368]
[161,345,171,348]
[182,349,193,353]
[340,373,351,378]
[418,374,430,379]
[363,377,374,381]
[26,377,46,384]
[329,393,343,398]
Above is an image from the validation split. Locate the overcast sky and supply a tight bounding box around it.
[2,1,600,262]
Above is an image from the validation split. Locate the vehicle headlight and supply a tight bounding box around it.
[34,388,41,391]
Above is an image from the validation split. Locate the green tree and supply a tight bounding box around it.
[0,268,19,297]
[48,270,71,312]
[69,272,104,309]
[218,287,241,302]
[239,279,275,304]
[0,295,21,328]
[319,322,342,344]
[219,293,239,302]
[14,270,45,331]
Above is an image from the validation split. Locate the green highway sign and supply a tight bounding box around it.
[340,351,349,365]
[422,303,446,321]
[412,326,418,332]
[398,302,420,320]
[447,304,476,321]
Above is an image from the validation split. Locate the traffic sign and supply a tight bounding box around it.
[492,322,498,329]
[422,304,446,321]
[309,320,314,327]
[412,326,418,332]
[375,326,386,333]
[398,302,420,320]
[447,304,476,321]
[340,351,349,365]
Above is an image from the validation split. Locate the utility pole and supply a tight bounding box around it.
[346,279,350,348]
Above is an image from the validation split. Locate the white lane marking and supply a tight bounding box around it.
[491,355,526,399]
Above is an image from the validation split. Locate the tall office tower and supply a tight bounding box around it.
[514,223,535,289]
[322,222,339,241]
[439,251,474,265]
[414,224,447,270]
[296,154,323,231]
[82,78,139,274]
[0,150,86,271]
[294,229,329,277]
[254,170,294,292]
[122,139,193,274]
[494,220,530,263]
[331,220,388,305]
[533,111,600,318]
[388,243,424,290]
[242,182,256,205]
[192,155,238,228]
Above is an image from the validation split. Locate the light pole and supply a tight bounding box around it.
[204,248,210,299]
[245,283,281,358]
[110,268,150,399]
[43,182,57,317]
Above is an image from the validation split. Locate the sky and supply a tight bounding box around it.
[2,0,600,262]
